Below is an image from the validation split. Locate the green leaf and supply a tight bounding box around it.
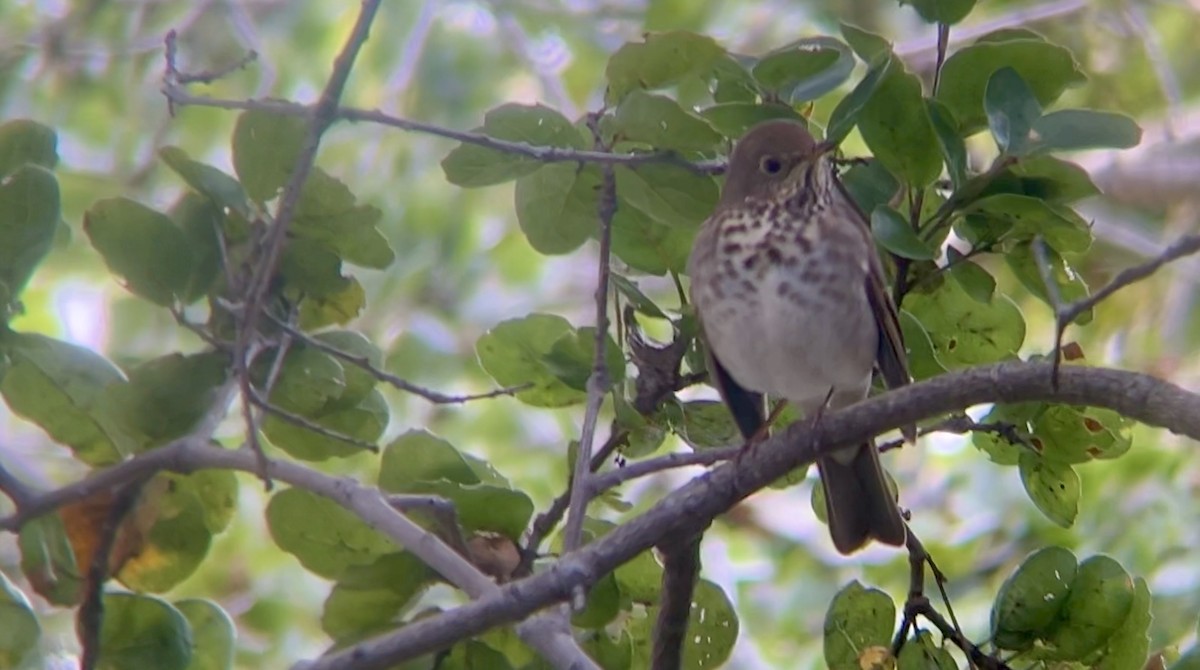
[610,205,693,275]
[1029,109,1142,154]
[116,477,214,593]
[902,0,977,25]
[297,276,366,330]
[897,630,957,670]
[1018,451,1080,528]
[176,599,235,670]
[871,206,936,260]
[971,402,1037,465]
[824,581,896,670]
[985,67,1043,156]
[840,23,892,63]
[441,104,586,187]
[945,248,996,302]
[1006,241,1091,323]
[709,55,760,103]
[857,58,942,187]
[98,593,192,670]
[610,274,667,318]
[543,326,625,392]
[231,109,307,202]
[379,429,479,491]
[266,347,347,415]
[936,38,1085,133]
[0,332,132,465]
[1043,556,1136,660]
[0,119,58,176]
[839,158,899,216]
[18,515,81,606]
[927,99,968,190]
[322,552,434,643]
[312,330,382,408]
[406,480,534,541]
[699,102,806,139]
[605,31,725,103]
[266,488,395,579]
[292,168,394,269]
[514,163,601,255]
[898,310,947,382]
[751,37,855,103]
[905,280,1026,368]
[682,580,738,668]
[442,641,514,670]
[158,146,250,216]
[615,163,718,228]
[263,388,386,460]
[671,400,740,449]
[0,571,42,669]
[612,90,723,151]
[1032,405,1133,464]
[101,352,231,451]
[84,197,194,306]
[279,237,349,298]
[475,313,587,407]
[0,165,60,308]
[572,572,621,628]
[1095,577,1151,670]
[959,193,1092,253]
[168,194,223,304]
[1007,156,1100,204]
[991,547,1078,646]
[826,56,892,146]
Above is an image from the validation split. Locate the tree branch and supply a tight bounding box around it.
[293,361,1200,669]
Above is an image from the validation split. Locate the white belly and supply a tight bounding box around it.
[700,265,877,413]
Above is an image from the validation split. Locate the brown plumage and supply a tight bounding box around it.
[687,119,909,554]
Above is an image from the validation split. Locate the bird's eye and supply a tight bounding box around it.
[759,156,783,175]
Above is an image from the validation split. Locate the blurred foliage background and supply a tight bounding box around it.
[1,0,1199,668]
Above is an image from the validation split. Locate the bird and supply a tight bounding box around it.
[687,119,910,554]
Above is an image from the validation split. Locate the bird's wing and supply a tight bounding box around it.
[703,334,766,440]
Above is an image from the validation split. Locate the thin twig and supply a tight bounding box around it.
[160,87,725,175]
[878,414,1032,453]
[652,534,702,670]
[266,314,529,403]
[248,391,380,453]
[562,116,619,557]
[522,429,629,575]
[1122,3,1182,139]
[226,0,382,494]
[588,447,736,496]
[78,476,152,670]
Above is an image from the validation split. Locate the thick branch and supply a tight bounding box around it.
[295,361,1200,669]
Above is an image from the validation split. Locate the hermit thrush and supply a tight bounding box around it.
[687,119,909,554]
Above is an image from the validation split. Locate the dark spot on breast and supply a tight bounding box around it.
[765,247,783,264]
[776,282,791,297]
[722,242,743,254]
[742,255,759,270]
[724,223,747,234]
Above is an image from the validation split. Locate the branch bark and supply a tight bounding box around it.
[293,361,1200,669]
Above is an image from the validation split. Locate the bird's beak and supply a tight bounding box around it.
[813,140,838,158]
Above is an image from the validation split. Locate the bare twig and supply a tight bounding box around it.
[0,461,36,510]
[77,477,152,670]
[159,88,725,175]
[266,315,529,403]
[652,534,702,670]
[563,118,619,556]
[588,447,736,495]
[878,414,1033,453]
[248,390,380,452]
[1034,233,1200,385]
[522,428,629,575]
[164,29,258,87]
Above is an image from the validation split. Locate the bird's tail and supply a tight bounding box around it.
[817,443,907,554]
